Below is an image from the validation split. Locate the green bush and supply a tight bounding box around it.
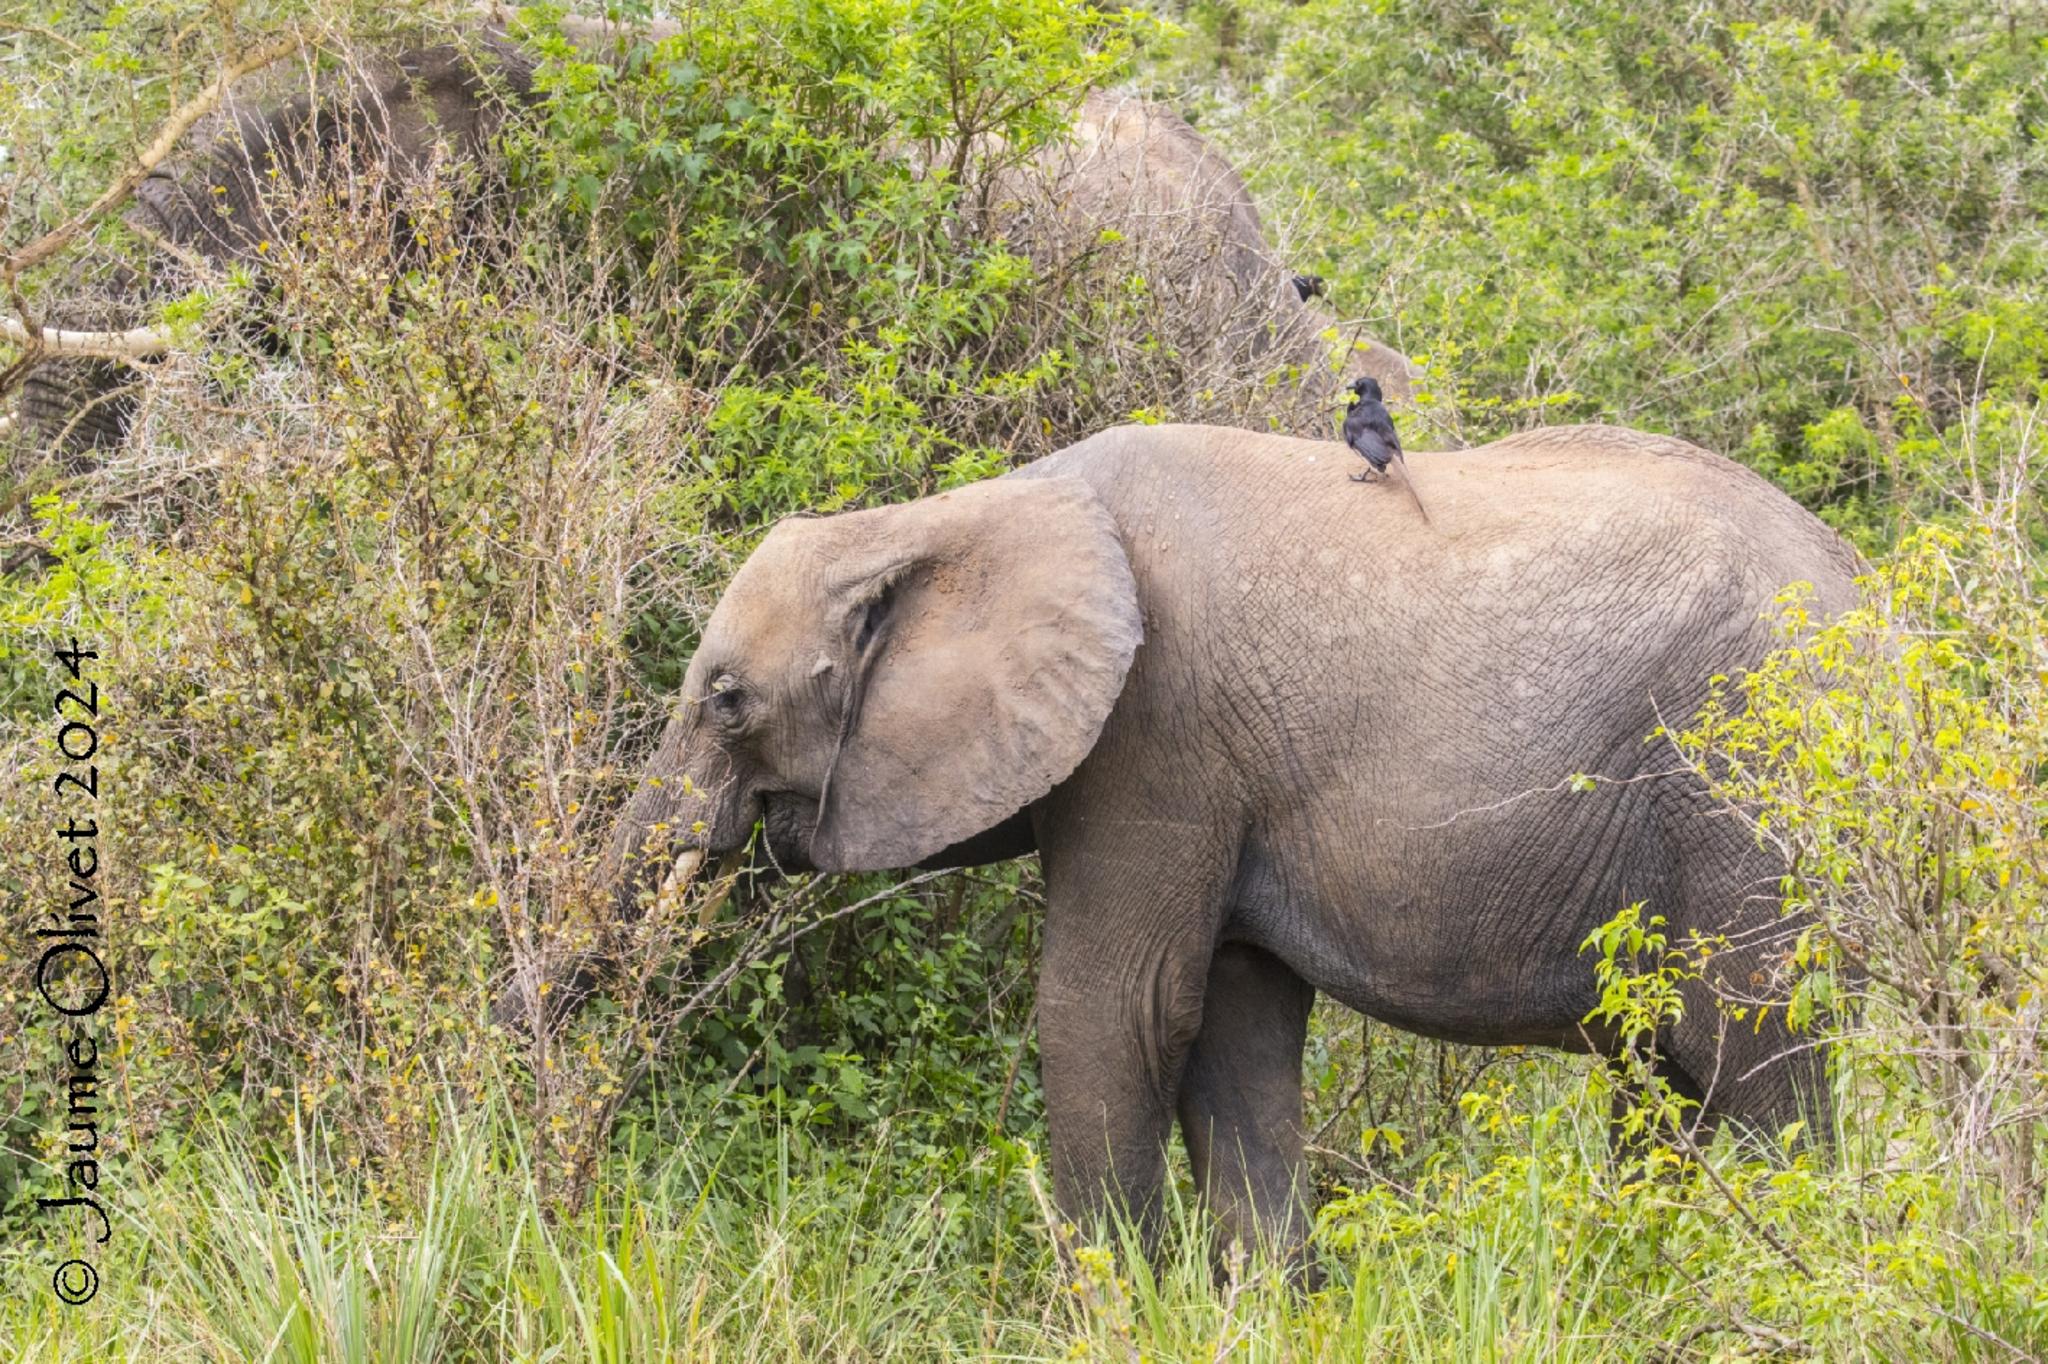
[0,0,1153,1218]
[2,0,2046,1356]
[1143,0,2048,549]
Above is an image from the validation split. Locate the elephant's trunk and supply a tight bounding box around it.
[489,795,743,1036]
[602,757,724,923]
[489,710,722,1033]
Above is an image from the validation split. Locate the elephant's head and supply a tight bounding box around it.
[612,473,1142,910]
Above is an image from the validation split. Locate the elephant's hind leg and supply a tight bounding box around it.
[1176,943,1316,1260]
[1661,807,1831,1145]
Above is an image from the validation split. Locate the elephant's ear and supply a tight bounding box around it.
[809,475,1141,872]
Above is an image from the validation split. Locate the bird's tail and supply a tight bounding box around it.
[1394,451,1432,524]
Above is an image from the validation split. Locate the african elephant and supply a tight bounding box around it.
[982,91,1419,408]
[14,31,540,450]
[13,19,1401,451]
[608,421,1862,1251]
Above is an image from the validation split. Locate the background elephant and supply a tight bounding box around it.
[608,420,1862,1250]
[980,91,1419,410]
[13,30,537,451]
[11,19,1406,453]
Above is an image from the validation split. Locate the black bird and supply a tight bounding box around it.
[1343,375,1430,522]
[1290,272,1327,303]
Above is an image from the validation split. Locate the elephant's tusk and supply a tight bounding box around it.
[2,316,173,361]
[660,848,707,897]
[652,847,746,944]
[688,851,747,942]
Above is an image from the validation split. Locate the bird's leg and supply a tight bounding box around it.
[1350,468,1380,483]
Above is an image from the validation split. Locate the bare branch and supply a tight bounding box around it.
[0,31,304,284]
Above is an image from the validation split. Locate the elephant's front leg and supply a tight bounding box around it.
[1176,943,1315,1258]
[1035,828,1233,1248]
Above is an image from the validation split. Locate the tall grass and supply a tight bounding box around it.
[6,1091,1069,1362]
[10,1065,2047,1360]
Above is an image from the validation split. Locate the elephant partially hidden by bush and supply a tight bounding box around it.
[604,421,1860,1252]
[983,90,1419,404]
[11,16,1404,452]
[13,33,530,451]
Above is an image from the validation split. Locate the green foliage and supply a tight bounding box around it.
[1681,511,2048,1203]
[515,0,1120,262]
[2,0,2047,1356]
[18,1077,2045,1360]
[1,1098,1062,1360]
[502,0,1130,520]
[1143,0,2048,547]
[651,865,1044,1198]
[1580,905,1705,1146]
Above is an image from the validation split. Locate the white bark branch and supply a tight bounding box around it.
[0,315,172,360]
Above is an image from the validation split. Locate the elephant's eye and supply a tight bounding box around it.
[706,675,747,728]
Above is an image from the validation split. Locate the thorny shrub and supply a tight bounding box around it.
[1681,519,2048,1212]
[0,0,1334,1214]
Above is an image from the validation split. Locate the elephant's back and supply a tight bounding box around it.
[1027,422,1863,614]
[1021,424,1863,1041]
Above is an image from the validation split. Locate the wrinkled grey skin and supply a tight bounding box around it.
[19,24,1398,449]
[611,421,1862,1252]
